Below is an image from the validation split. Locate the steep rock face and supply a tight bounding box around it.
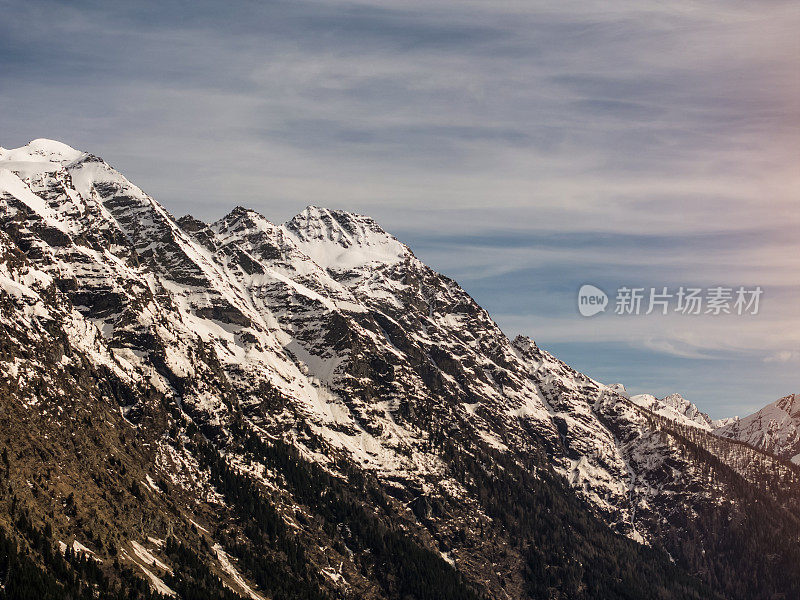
[715,394,800,462]
[1,139,800,600]
[513,341,758,544]
[283,205,653,535]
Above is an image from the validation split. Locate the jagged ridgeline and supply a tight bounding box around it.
[0,139,798,599]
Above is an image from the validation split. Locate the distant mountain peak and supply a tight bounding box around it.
[214,205,276,234]
[608,383,628,396]
[225,205,270,221]
[630,392,715,430]
[715,393,800,462]
[1,138,85,164]
[286,205,389,243]
[284,205,410,272]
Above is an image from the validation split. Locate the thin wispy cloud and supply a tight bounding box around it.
[1,0,798,416]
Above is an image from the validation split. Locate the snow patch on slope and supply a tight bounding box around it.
[130,540,171,572]
[0,169,69,232]
[140,566,176,597]
[213,543,264,600]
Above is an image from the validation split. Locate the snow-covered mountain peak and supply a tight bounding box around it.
[221,205,272,224]
[630,392,715,430]
[715,393,800,462]
[607,383,629,396]
[0,138,85,164]
[212,205,310,267]
[213,205,276,237]
[283,205,410,272]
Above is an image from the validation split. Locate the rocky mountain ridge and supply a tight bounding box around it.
[714,394,800,462]
[628,388,800,464]
[1,139,799,599]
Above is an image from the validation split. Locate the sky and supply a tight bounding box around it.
[1,0,798,417]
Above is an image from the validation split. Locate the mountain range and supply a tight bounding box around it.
[0,139,798,600]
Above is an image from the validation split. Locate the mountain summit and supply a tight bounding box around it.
[715,393,800,462]
[0,138,85,163]
[629,392,716,430]
[285,205,411,271]
[1,140,799,599]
